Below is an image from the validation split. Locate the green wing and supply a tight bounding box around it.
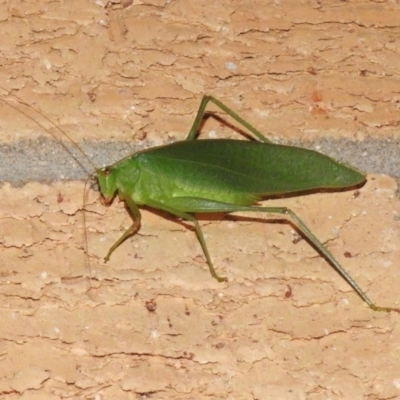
[135,139,365,205]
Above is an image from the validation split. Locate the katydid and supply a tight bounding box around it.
[2,90,399,312]
[96,96,399,313]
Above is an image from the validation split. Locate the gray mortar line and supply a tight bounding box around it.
[1,137,400,187]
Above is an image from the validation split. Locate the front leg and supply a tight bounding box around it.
[104,195,142,262]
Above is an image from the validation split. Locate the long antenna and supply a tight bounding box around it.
[0,85,98,283]
[0,86,96,173]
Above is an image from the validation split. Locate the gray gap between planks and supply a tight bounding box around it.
[1,137,400,186]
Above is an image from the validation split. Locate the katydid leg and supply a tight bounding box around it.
[186,96,272,143]
[187,216,228,282]
[142,199,228,282]
[165,196,400,313]
[104,195,142,262]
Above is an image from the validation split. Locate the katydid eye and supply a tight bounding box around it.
[103,167,111,176]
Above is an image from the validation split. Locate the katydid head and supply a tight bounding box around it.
[96,166,118,205]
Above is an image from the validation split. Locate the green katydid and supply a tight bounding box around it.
[2,90,399,312]
[96,96,399,313]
